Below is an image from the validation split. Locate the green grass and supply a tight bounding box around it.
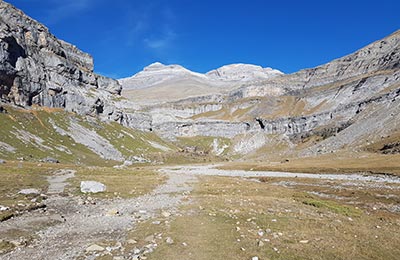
[301,198,362,217]
[0,105,178,166]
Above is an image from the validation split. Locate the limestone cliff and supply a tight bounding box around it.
[0,1,121,117]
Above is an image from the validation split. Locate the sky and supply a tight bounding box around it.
[6,0,400,79]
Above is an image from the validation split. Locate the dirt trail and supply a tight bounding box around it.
[46,169,76,194]
[2,170,197,260]
[160,164,400,184]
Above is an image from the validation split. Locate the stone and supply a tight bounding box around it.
[299,240,309,244]
[161,211,171,217]
[165,237,174,244]
[251,257,259,260]
[123,160,133,167]
[0,205,9,211]
[127,239,137,245]
[106,209,120,216]
[257,241,264,247]
[86,244,105,252]
[144,235,155,242]
[0,159,5,164]
[18,188,40,195]
[80,181,106,193]
[41,157,59,164]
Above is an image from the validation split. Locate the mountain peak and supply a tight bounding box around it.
[143,62,186,72]
[206,63,283,81]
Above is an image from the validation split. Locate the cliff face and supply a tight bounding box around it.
[0,1,121,116]
[137,30,400,158]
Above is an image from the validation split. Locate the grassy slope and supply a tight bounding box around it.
[0,105,178,166]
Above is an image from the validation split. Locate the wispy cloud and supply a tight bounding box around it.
[38,0,95,24]
[121,3,179,55]
[144,26,177,50]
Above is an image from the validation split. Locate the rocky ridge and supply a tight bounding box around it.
[119,62,283,104]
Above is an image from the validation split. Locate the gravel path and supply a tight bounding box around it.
[2,170,197,260]
[46,169,76,194]
[160,164,400,184]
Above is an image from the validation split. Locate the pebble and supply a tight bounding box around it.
[0,205,9,211]
[152,221,161,225]
[299,240,309,244]
[106,209,120,216]
[144,235,155,242]
[258,241,264,247]
[127,239,137,244]
[165,237,174,244]
[86,244,105,252]
[161,211,171,217]
[182,242,188,247]
[252,257,259,260]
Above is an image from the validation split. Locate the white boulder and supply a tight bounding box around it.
[80,181,106,193]
[18,188,40,195]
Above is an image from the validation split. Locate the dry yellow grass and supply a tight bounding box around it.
[124,174,400,260]
[223,152,400,176]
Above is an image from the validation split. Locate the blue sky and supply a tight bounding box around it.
[7,0,400,78]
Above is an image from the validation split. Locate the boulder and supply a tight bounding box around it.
[80,181,106,193]
[41,157,59,164]
[18,188,40,195]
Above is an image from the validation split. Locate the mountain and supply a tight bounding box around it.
[0,0,399,165]
[119,62,283,104]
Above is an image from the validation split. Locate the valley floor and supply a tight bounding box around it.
[1,162,400,260]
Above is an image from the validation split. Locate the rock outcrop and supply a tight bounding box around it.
[0,1,121,117]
